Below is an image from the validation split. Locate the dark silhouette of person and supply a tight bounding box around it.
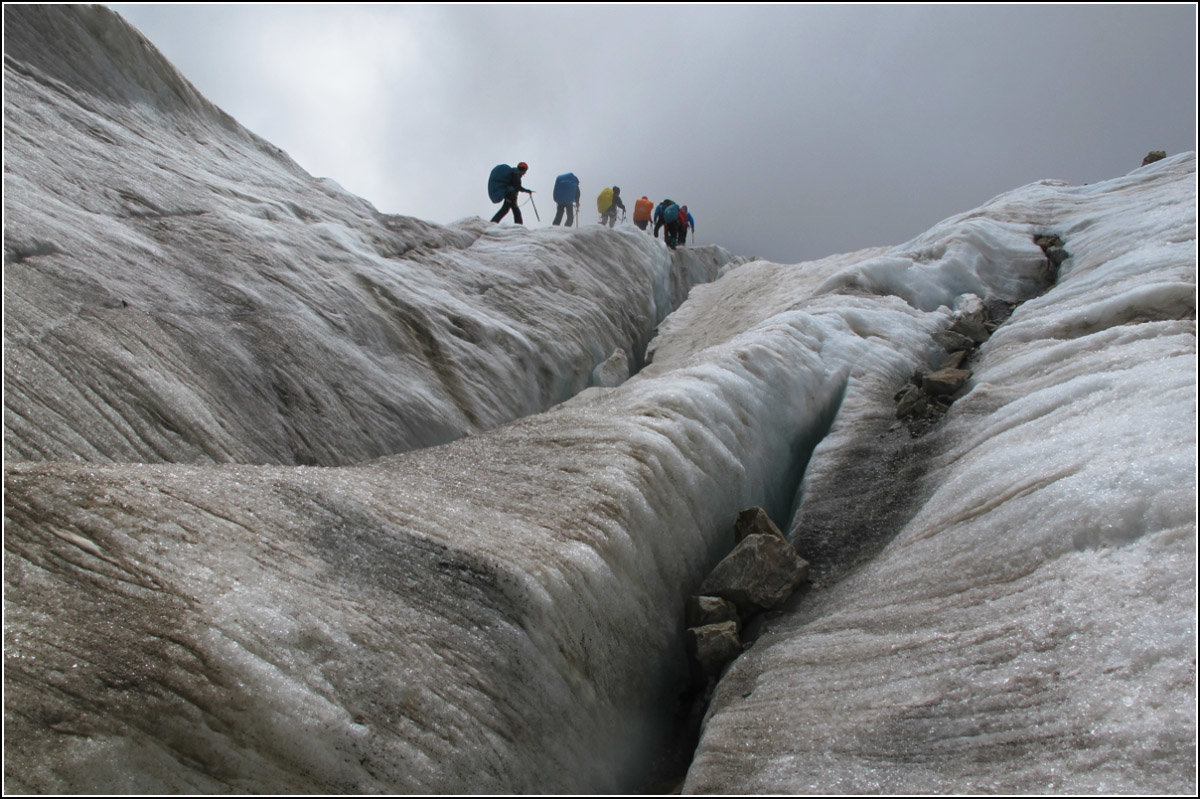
[492,162,532,224]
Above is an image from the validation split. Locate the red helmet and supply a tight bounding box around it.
[517,162,528,171]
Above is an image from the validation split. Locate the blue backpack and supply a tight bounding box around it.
[488,164,514,203]
[553,173,579,205]
[663,203,681,223]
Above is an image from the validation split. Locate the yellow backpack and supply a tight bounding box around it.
[597,187,614,213]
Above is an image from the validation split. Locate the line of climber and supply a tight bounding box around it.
[487,162,695,249]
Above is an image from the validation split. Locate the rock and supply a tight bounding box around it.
[1142,150,1167,166]
[1045,246,1070,266]
[922,367,972,397]
[686,595,740,629]
[591,348,630,388]
[953,294,988,325]
[686,621,742,677]
[984,298,1017,326]
[733,506,785,543]
[932,329,976,353]
[939,350,970,370]
[1034,234,1070,269]
[894,385,929,419]
[948,315,991,344]
[699,533,810,612]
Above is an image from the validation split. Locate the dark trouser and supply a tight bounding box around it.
[553,204,575,226]
[634,219,649,230]
[600,207,619,227]
[491,195,523,224]
[678,225,688,245]
[665,220,682,248]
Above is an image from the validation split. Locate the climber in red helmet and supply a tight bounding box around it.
[491,162,532,224]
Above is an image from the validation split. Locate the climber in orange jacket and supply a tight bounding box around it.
[633,196,653,231]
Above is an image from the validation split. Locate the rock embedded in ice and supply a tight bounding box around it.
[698,533,811,612]
[732,505,786,543]
[948,314,992,343]
[922,366,973,396]
[591,348,630,388]
[685,622,743,678]
[933,328,978,353]
[685,595,740,629]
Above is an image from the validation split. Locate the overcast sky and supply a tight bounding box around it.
[105,3,1196,264]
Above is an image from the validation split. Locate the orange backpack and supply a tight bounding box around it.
[634,196,653,222]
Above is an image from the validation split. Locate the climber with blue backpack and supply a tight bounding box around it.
[552,172,581,227]
[488,162,533,224]
[653,199,683,248]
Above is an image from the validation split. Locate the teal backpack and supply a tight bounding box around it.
[488,164,514,203]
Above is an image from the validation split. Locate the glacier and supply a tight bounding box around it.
[4,4,1196,795]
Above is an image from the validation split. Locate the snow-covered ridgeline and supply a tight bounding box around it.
[682,154,1197,793]
[3,4,731,467]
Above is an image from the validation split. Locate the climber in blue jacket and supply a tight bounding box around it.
[652,198,673,240]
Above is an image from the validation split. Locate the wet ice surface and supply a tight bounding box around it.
[681,157,1197,794]
[4,6,1196,795]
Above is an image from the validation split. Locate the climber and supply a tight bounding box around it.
[489,162,533,224]
[653,198,678,246]
[597,186,626,227]
[633,196,653,231]
[553,172,581,226]
[677,206,694,245]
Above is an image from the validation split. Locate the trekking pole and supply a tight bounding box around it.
[528,192,540,222]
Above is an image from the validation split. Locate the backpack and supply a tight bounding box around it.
[634,197,653,222]
[663,203,680,224]
[597,187,614,214]
[679,205,689,227]
[488,164,514,203]
[553,173,580,205]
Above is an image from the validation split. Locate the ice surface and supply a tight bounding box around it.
[681,153,1197,794]
[4,5,1196,795]
[3,5,730,466]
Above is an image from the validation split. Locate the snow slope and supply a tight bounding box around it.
[4,5,1196,795]
[4,4,729,466]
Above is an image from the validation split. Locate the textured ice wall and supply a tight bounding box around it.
[4,152,1099,793]
[4,5,1194,795]
[3,4,730,467]
[682,154,1197,794]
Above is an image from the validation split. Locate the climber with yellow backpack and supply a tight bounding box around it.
[597,186,626,227]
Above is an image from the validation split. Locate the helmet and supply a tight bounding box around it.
[517,162,528,171]
[613,186,620,193]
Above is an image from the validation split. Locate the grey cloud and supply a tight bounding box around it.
[107,3,1195,263]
